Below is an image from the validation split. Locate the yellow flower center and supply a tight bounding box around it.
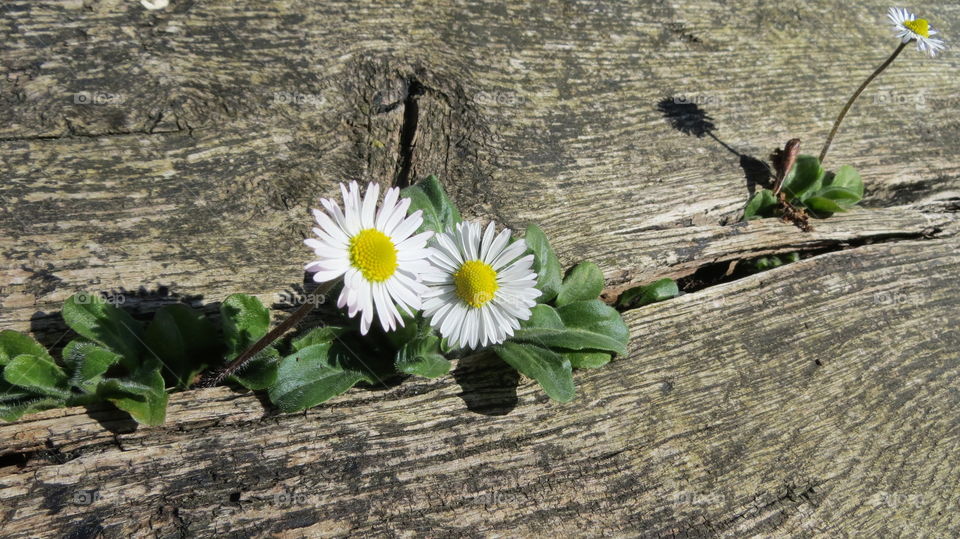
[453,260,499,308]
[349,229,397,282]
[904,19,930,39]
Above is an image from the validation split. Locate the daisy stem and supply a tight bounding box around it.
[818,41,908,164]
[197,281,335,388]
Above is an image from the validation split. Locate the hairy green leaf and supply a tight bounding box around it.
[825,165,864,198]
[781,155,824,200]
[556,262,605,307]
[525,304,565,329]
[268,343,364,412]
[514,302,627,355]
[3,354,72,399]
[395,334,450,379]
[399,175,462,234]
[61,294,143,369]
[564,351,612,369]
[494,341,575,402]
[617,278,679,309]
[62,340,123,394]
[524,224,562,303]
[291,326,349,351]
[743,189,777,220]
[220,294,271,359]
[229,347,280,390]
[805,196,847,216]
[557,300,630,355]
[0,330,53,365]
[145,304,218,389]
[0,397,66,422]
[98,367,168,426]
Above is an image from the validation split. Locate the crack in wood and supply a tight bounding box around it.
[392,77,426,189]
[612,224,949,307]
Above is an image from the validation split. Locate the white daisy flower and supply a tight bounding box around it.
[304,181,433,335]
[422,221,541,349]
[888,7,946,57]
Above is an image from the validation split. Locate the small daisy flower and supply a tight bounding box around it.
[888,7,946,57]
[422,221,540,349]
[304,181,433,335]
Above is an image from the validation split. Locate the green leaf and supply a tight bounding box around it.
[395,334,450,379]
[754,257,770,271]
[781,155,824,200]
[524,224,562,303]
[494,341,575,402]
[62,340,123,393]
[0,330,53,365]
[329,336,395,386]
[0,397,66,422]
[145,304,218,389]
[229,347,280,390]
[617,278,679,309]
[98,367,168,426]
[513,303,627,355]
[220,294,271,359]
[743,189,777,220]
[0,378,34,403]
[268,343,365,413]
[805,196,847,215]
[564,351,612,369]
[290,326,349,351]
[399,175,462,234]
[218,295,280,389]
[556,262,605,307]
[816,186,861,206]
[3,354,72,399]
[383,314,420,350]
[825,165,864,198]
[526,304,565,329]
[61,293,143,369]
[557,300,630,355]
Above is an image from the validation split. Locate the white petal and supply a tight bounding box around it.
[429,250,460,272]
[305,257,349,273]
[396,231,433,252]
[390,213,424,243]
[312,208,350,244]
[361,182,379,229]
[435,233,465,264]
[489,240,529,270]
[478,221,497,262]
[375,187,400,230]
[385,278,416,314]
[440,303,467,343]
[483,228,512,264]
[319,198,349,234]
[383,197,412,236]
[310,269,345,283]
[372,282,395,332]
[465,309,481,349]
[343,182,363,234]
[359,288,374,335]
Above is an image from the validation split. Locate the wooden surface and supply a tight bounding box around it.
[1,0,959,537]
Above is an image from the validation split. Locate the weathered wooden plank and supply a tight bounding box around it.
[1,237,958,537]
[4,1,958,333]
[2,1,958,224]
[3,0,960,537]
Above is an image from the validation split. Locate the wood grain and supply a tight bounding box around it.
[2,0,960,536]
